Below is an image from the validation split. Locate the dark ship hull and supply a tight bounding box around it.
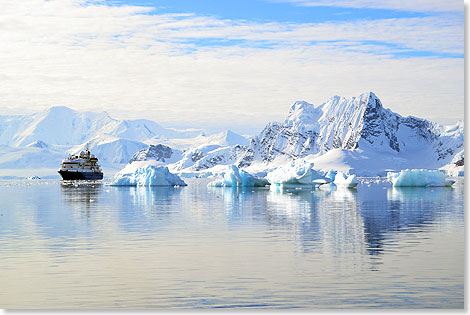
[59,170,103,180]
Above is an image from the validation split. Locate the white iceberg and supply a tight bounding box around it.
[325,169,337,181]
[208,165,268,187]
[266,160,326,188]
[387,169,455,187]
[333,172,358,188]
[111,162,187,186]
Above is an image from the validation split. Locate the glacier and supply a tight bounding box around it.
[387,169,455,187]
[111,162,187,186]
[208,165,268,187]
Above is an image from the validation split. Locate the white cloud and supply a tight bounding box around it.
[272,0,462,13]
[0,0,464,133]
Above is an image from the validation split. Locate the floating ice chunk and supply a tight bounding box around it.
[325,169,337,181]
[319,183,337,190]
[333,172,358,188]
[387,169,455,187]
[111,164,187,186]
[27,175,40,180]
[208,165,268,187]
[312,178,329,187]
[266,160,326,188]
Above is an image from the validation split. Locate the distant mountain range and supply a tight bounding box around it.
[0,92,464,178]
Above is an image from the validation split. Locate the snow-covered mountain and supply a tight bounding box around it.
[0,106,250,177]
[233,92,464,175]
[246,92,462,163]
[0,106,204,170]
[0,92,464,178]
[133,92,462,176]
[130,144,183,164]
[0,106,203,148]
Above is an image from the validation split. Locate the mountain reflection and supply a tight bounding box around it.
[23,180,460,263]
[216,183,449,261]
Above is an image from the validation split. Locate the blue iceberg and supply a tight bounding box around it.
[111,164,187,186]
[208,165,268,187]
[266,160,327,188]
[387,169,455,187]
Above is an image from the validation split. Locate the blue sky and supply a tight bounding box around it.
[0,0,464,133]
[107,0,463,59]
[112,0,428,23]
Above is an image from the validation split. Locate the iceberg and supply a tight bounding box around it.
[387,169,455,187]
[266,160,326,188]
[333,172,358,188]
[111,163,187,186]
[208,165,268,187]
[325,169,337,181]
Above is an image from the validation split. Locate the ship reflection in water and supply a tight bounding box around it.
[0,178,463,308]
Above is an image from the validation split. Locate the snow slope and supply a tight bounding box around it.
[0,106,204,148]
[0,145,63,169]
[133,130,250,175]
[0,106,205,171]
[149,129,249,150]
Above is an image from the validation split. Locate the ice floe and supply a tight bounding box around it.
[387,169,454,187]
[266,161,327,188]
[208,165,268,187]
[333,172,358,188]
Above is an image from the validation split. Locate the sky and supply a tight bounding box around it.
[0,0,464,134]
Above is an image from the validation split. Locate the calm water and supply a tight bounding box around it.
[0,178,464,309]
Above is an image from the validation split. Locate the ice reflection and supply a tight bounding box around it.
[216,182,451,264]
[13,180,460,266]
[127,186,183,206]
[213,186,268,224]
[267,187,317,221]
[388,186,454,204]
[113,186,184,232]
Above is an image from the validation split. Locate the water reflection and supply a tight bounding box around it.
[60,182,102,218]
[214,182,457,265]
[388,186,454,203]
[113,185,184,232]
[0,179,464,308]
[214,186,268,224]
[2,179,463,266]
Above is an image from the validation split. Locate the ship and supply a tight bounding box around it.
[58,146,103,180]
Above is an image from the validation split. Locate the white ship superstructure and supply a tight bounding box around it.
[58,147,103,180]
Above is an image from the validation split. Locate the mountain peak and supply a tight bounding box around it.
[286,101,321,127]
[213,129,249,146]
[45,106,75,115]
[363,91,382,109]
